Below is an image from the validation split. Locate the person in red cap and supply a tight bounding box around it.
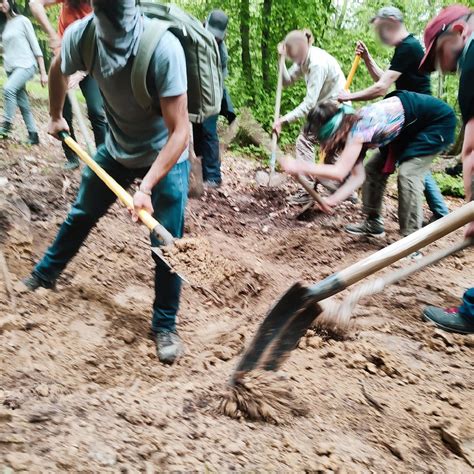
[419,4,474,334]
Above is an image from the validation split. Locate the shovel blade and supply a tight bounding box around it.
[151,247,190,284]
[232,282,312,381]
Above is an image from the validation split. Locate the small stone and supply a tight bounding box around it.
[0,434,26,444]
[5,452,32,470]
[440,425,474,466]
[0,409,12,422]
[89,443,117,466]
[365,362,378,374]
[433,329,454,346]
[120,330,136,344]
[213,346,233,361]
[315,442,334,456]
[34,384,50,397]
[226,441,245,455]
[0,315,17,332]
[307,336,323,349]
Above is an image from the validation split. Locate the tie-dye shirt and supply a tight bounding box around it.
[350,96,405,148]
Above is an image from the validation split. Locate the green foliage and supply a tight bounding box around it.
[433,172,465,198]
[229,142,269,163]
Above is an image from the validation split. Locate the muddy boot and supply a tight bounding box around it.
[423,306,474,334]
[0,121,12,139]
[155,330,184,364]
[345,216,385,238]
[25,131,40,146]
[22,273,56,291]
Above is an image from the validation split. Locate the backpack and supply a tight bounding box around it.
[82,1,223,124]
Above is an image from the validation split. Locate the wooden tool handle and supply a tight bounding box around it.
[59,132,175,245]
[338,202,474,287]
[381,238,473,288]
[344,54,361,91]
[269,55,286,175]
[67,91,95,157]
[295,175,333,214]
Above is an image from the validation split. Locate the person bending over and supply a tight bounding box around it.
[281,91,456,238]
[273,29,347,205]
[23,0,190,363]
[0,0,47,145]
[338,6,449,224]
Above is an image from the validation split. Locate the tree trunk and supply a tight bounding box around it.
[240,0,252,92]
[261,0,272,92]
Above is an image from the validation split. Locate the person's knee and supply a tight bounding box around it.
[3,84,18,100]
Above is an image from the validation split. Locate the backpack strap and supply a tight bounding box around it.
[131,19,172,112]
[81,19,97,73]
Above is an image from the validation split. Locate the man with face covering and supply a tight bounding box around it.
[418,5,474,334]
[338,6,449,236]
[22,0,191,363]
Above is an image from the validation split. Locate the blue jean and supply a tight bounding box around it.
[424,173,449,219]
[193,115,221,184]
[3,66,38,133]
[34,145,190,332]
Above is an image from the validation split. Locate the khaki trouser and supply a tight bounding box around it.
[362,151,435,236]
[295,132,338,190]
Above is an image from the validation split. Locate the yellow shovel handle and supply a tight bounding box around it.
[344,54,361,91]
[59,133,174,245]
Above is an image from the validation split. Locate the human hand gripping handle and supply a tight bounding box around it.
[57,132,175,246]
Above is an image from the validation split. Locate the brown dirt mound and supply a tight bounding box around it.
[162,237,267,304]
[218,370,309,424]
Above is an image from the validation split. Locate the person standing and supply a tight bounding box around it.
[339,6,450,229]
[418,5,474,334]
[192,9,232,188]
[30,0,107,169]
[23,0,191,362]
[273,29,347,205]
[0,0,47,145]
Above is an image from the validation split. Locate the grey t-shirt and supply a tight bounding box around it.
[61,16,188,168]
[2,16,43,72]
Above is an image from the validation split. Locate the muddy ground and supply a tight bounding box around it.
[0,104,473,472]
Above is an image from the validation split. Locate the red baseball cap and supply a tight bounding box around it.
[419,4,472,72]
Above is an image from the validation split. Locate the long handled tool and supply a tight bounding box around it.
[67,91,95,157]
[59,132,174,246]
[344,54,361,91]
[318,238,473,331]
[232,201,474,380]
[267,55,332,212]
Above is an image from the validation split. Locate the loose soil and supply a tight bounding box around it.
[0,102,473,472]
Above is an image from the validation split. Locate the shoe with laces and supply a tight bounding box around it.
[155,330,184,364]
[287,190,312,205]
[345,217,385,238]
[423,305,474,335]
[22,273,56,291]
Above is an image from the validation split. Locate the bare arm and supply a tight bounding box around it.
[325,160,366,207]
[462,118,474,237]
[140,94,189,191]
[47,53,70,136]
[341,69,401,102]
[29,0,61,51]
[36,56,48,86]
[280,139,364,182]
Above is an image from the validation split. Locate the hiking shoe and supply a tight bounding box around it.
[423,306,474,335]
[0,121,12,139]
[288,190,312,206]
[22,273,56,291]
[64,156,80,170]
[345,217,385,238]
[155,330,184,364]
[204,180,221,189]
[26,131,40,146]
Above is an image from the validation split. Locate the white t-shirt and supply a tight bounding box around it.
[282,46,346,123]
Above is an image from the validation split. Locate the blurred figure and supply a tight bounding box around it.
[0,0,47,145]
[339,6,449,224]
[192,9,233,188]
[273,29,347,205]
[419,5,474,334]
[30,0,107,169]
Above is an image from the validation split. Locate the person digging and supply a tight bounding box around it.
[22,0,191,363]
[272,29,348,205]
[418,4,474,334]
[339,6,450,231]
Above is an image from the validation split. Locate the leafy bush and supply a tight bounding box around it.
[433,172,465,198]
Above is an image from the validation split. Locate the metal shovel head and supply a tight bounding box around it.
[232,282,314,382]
[151,247,190,284]
[255,170,286,188]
